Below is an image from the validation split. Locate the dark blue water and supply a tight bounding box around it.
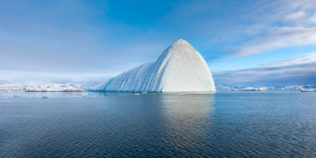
[1,91,316,157]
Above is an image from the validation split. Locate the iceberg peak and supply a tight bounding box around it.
[170,39,194,49]
[173,39,191,46]
[99,39,216,93]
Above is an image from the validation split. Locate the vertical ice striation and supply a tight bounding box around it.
[100,39,216,92]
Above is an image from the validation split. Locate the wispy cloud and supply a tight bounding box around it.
[236,27,316,56]
[214,62,316,86]
[235,0,316,56]
[284,11,306,20]
[264,53,316,67]
[213,53,316,87]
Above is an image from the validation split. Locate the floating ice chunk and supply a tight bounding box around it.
[24,84,84,92]
[232,87,267,91]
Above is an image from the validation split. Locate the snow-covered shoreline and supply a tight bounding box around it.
[0,83,85,92]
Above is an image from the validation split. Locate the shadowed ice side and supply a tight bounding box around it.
[97,39,216,93]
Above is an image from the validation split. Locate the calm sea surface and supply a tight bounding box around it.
[0,91,316,157]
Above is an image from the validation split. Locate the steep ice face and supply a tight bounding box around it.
[100,39,216,92]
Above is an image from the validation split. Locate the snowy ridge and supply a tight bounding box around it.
[99,39,216,92]
[0,82,85,92]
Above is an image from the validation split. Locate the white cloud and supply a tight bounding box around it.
[213,62,316,86]
[264,53,316,67]
[236,26,316,56]
[235,0,316,56]
[214,51,316,86]
[284,11,306,20]
[309,14,316,23]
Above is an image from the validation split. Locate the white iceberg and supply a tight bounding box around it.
[232,87,267,91]
[300,88,316,92]
[24,84,84,92]
[98,39,216,93]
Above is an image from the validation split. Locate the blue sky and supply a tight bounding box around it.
[1,0,316,84]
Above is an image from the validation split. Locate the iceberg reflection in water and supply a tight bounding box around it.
[159,94,214,155]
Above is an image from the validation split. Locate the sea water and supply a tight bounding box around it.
[0,91,316,157]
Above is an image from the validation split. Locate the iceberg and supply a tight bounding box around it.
[24,84,85,92]
[232,87,267,91]
[0,82,85,92]
[99,39,216,93]
[300,88,316,92]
